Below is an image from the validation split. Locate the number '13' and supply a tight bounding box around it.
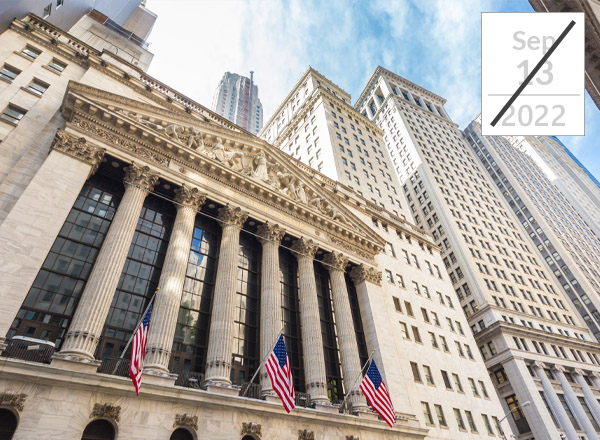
[518,60,553,85]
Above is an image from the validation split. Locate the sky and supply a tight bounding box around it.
[144,0,599,181]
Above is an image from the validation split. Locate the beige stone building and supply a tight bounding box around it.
[356,65,600,440]
[0,12,507,440]
[261,68,509,440]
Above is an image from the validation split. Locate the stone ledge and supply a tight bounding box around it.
[50,353,101,373]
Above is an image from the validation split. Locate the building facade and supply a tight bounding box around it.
[0,13,508,440]
[356,66,600,440]
[464,118,600,342]
[211,71,263,135]
[261,68,509,440]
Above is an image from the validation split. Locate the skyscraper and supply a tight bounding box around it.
[262,67,509,440]
[212,71,263,135]
[356,66,600,440]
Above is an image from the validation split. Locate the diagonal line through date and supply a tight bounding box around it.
[490,20,576,127]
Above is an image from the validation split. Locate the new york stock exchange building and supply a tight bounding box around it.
[0,12,506,440]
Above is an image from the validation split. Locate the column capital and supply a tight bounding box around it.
[256,222,285,245]
[51,129,105,174]
[573,368,586,377]
[217,205,248,228]
[291,238,318,259]
[591,372,600,380]
[533,361,547,370]
[349,264,382,286]
[123,163,159,192]
[552,365,566,374]
[322,251,349,272]
[174,185,206,210]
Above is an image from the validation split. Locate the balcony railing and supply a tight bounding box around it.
[173,371,204,388]
[96,357,130,378]
[295,392,312,408]
[1,336,54,364]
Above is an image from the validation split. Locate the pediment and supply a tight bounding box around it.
[61,82,385,259]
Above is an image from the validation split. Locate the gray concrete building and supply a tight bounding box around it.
[356,65,600,440]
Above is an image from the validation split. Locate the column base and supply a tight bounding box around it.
[51,353,101,373]
[313,400,340,414]
[142,369,177,387]
[205,381,240,397]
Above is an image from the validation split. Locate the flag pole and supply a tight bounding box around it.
[340,349,376,410]
[111,288,158,374]
[242,324,286,397]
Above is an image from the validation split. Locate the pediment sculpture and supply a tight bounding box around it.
[116,110,354,227]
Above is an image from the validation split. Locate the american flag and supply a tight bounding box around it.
[360,360,396,427]
[265,334,295,413]
[129,302,153,395]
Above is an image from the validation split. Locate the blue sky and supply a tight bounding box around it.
[145,0,599,181]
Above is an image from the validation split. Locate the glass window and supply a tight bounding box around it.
[0,64,20,82]
[411,362,422,382]
[435,404,447,426]
[422,402,434,424]
[1,104,26,124]
[454,408,466,430]
[482,414,494,435]
[21,45,41,59]
[27,78,49,96]
[465,411,478,432]
[48,58,67,73]
[423,365,434,385]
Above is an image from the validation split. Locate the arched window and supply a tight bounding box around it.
[81,419,115,440]
[241,436,257,440]
[0,408,18,440]
[170,428,194,440]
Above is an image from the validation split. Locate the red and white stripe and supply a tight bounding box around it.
[265,352,295,413]
[129,320,149,395]
[360,376,396,427]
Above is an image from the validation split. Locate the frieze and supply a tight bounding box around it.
[70,116,169,166]
[241,422,262,436]
[349,264,382,286]
[174,414,198,430]
[90,403,120,422]
[51,129,105,173]
[0,392,26,411]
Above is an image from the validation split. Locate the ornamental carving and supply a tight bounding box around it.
[70,117,169,166]
[123,163,159,192]
[349,264,382,286]
[105,110,354,226]
[291,238,318,259]
[256,222,285,245]
[174,185,206,210]
[326,234,376,263]
[241,422,262,436]
[174,414,198,430]
[217,205,248,228]
[90,403,120,422]
[298,429,315,440]
[0,392,26,411]
[51,129,105,173]
[322,251,349,272]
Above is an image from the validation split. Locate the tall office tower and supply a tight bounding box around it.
[211,71,263,134]
[262,67,509,440]
[509,135,600,239]
[528,0,600,110]
[464,118,600,342]
[356,66,600,440]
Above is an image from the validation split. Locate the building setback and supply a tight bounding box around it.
[356,65,600,440]
[262,67,509,440]
[211,71,263,135]
[464,118,600,341]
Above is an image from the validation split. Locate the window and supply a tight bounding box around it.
[440,335,449,352]
[385,270,394,284]
[435,404,447,427]
[423,365,434,385]
[453,373,464,392]
[405,301,414,316]
[27,78,49,96]
[469,378,479,396]
[47,58,67,73]
[21,45,41,59]
[429,332,439,349]
[1,104,26,125]
[422,402,434,425]
[0,64,20,82]
[43,3,52,18]
[465,410,478,432]
[393,296,402,312]
[479,380,489,398]
[441,370,452,389]
[454,408,466,430]
[492,416,504,436]
[494,369,508,384]
[482,414,495,435]
[411,362,422,382]
[399,321,410,339]
[57,0,64,7]
[412,326,422,343]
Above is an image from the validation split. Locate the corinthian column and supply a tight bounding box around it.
[256,222,285,397]
[323,252,368,412]
[291,238,328,404]
[55,163,158,365]
[144,186,206,374]
[204,205,248,388]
